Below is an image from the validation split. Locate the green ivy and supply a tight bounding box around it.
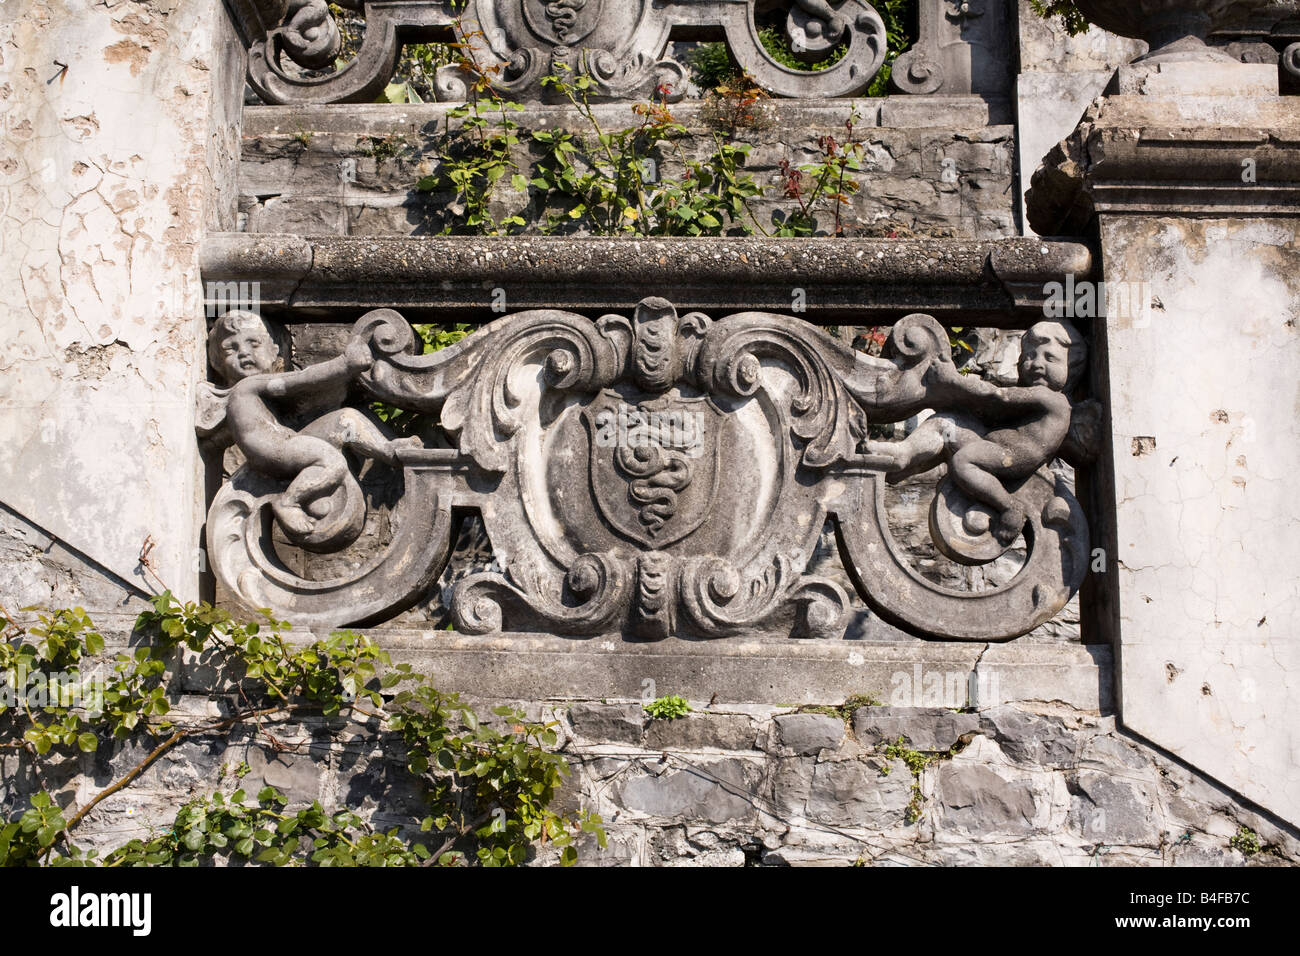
[0,595,604,867]
[757,24,849,73]
[1029,1,1090,36]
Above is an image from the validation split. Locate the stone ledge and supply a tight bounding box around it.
[242,97,1015,138]
[78,612,1110,719]
[200,234,1094,323]
[176,628,1113,712]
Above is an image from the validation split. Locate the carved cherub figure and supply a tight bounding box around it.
[866,321,1087,545]
[201,310,416,550]
[277,0,342,70]
[794,0,849,42]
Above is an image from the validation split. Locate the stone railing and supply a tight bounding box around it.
[196,234,1099,642]
[229,0,1017,104]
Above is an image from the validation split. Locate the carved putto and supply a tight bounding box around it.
[199,299,1097,642]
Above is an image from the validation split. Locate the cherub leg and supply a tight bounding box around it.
[865,417,950,483]
[950,441,1025,545]
[305,408,420,465]
[273,436,351,535]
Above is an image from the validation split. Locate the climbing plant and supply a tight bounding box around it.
[1029,1,1090,36]
[0,596,604,867]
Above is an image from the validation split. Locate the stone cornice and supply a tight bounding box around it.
[199,235,1094,324]
[1027,94,1300,233]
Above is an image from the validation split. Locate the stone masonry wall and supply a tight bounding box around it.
[239,99,1017,240]
[5,620,1293,868]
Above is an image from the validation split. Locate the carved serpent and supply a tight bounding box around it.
[544,0,590,34]
[617,441,693,536]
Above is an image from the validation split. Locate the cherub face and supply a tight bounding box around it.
[1018,335,1071,391]
[215,323,279,383]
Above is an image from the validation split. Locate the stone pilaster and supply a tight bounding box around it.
[1028,64,1300,825]
[0,1,246,602]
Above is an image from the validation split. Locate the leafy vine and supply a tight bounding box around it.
[0,596,604,867]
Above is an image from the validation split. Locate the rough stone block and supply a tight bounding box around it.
[247,196,345,235]
[936,763,1042,835]
[643,713,757,751]
[617,757,758,826]
[772,713,846,756]
[566,702,646,746]
[852,707,981,752]
[978,706,1078,767]
[805,757,913,829]
[1066,770,1160,846]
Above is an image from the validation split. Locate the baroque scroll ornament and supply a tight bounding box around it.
[246,0,889,104]
[199,299,1097,642]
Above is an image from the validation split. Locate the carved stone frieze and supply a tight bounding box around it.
[246,0,888,104]
[200,300,1096,641]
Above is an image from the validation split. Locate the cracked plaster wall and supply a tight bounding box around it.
[0,0,244,597]
[1099,215,1300,824]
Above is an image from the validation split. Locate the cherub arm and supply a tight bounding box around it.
[925,361,1065,419]
[264,338,373,400]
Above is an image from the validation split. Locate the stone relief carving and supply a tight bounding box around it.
[245,0,888,104]
[890,0,1011,96]
[200,300,1097,641]
[198,311,420,553]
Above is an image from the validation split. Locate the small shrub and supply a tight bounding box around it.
[644,695,692,720]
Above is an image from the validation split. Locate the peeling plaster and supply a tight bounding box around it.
[0,0,241,595]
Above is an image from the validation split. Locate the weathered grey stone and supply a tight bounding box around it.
[767,756,816,817]
[1067,770,1160,845]
[805,757,914,829]
[643,714,757,752]
[617,757,758,826]
[936,763,1041,834]
[205,233,1090,319]
[1079,733,1151,772]
[1071,0,1282,65]
[566,703,646,746]
[892,0,1014,97]
[246,0,891,104]
[772,713,845,756]
[203,299,1095,642]
[649,827,751,867]
[853,707,981,752]
[978,706,1078,767]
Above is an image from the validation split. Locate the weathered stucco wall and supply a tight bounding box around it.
[2,1,1298,866]
[1100,213,1300,826]
[0,0,243,599]
[1024,82,1300,828]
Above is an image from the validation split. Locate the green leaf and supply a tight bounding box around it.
[76,733,97,753]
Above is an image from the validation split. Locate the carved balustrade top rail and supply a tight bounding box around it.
[226,0,1016,105]
[199,235,1094,322]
